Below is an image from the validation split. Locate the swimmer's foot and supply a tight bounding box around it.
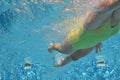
[48,43,61,53]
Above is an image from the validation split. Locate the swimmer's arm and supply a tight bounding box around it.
[84,0,120,30]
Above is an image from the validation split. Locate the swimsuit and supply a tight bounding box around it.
[68,18,120,50]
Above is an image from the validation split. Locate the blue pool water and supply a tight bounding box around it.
[0,0,120,80]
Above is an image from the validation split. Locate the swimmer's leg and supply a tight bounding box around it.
[111,8,120,28]
[55,47,94,67]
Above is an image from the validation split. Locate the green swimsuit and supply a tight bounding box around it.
[67,19,120,49]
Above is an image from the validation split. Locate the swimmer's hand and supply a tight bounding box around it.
[95,42,102,53]
[48,43,61,53]
[54,53,64,67]
[54,58,64,67]
[48,43,54,53]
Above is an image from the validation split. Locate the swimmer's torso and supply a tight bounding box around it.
[68,19,120,49]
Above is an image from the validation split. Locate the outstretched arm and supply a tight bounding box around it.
[55,42,102,67]
[55,47,94,67]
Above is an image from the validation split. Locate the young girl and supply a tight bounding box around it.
[48,0,120,67]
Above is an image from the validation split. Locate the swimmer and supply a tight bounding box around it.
[48,0,120,67]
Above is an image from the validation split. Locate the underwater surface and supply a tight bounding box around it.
[0,0,120,80]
